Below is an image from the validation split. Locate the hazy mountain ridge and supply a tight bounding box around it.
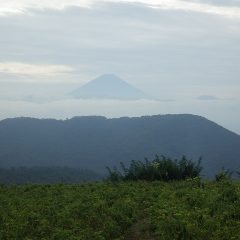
[69,74,154,100]
[0,114,239,178]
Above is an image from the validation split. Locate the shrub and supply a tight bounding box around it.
[215,169,233,182]
[106,155,202,182]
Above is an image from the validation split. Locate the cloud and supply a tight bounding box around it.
[0,0,93,15]
[107,0,240,19]
[1,0,240,19]
[0,3,239,88]
[197,95,218,101]
[0,62,74,77]
[181,0,240,7]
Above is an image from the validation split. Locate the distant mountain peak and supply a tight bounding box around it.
[69,74,153,100]
[95,73,120,80]
[87,74,130,86]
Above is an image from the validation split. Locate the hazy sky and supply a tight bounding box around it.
[0,0,239,133]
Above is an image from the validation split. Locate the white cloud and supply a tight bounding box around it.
[0,0,94,15]
[105,0,240,19]
[0,62,74,77]
[0,0,240,19]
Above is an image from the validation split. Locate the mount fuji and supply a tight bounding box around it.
[70,74,153,100]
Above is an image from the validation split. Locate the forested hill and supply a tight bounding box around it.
[0,114,239,178]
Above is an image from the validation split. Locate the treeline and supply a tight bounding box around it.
[0,167,102,184]
[107,155,202,182]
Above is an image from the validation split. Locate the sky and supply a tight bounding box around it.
[0,0,239,133]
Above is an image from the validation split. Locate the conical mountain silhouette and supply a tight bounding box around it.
[70,74,151,100]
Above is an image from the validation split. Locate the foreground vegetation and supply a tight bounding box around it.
[1,179,240,239]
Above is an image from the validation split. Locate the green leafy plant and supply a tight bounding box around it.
[106,155,202,182]
[1,180,240,239]
[215,168,233,182]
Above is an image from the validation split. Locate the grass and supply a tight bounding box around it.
[0,179,240,239]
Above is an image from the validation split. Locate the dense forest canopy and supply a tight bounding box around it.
[0,114,239,178]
